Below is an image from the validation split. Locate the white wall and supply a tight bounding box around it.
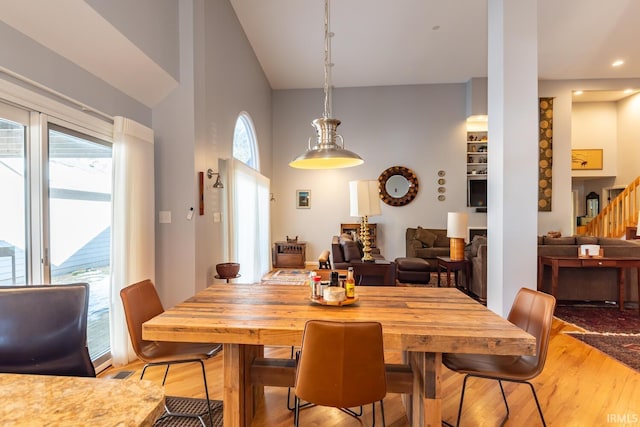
[571,102,617,177]
[617,93,640,185]
[538,79,640,236]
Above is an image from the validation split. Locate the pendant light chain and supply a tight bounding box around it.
[288,0,363,169]
[323,0,332,119]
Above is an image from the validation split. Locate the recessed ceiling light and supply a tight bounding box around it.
[612,59,625,67]
[574,90,583,95]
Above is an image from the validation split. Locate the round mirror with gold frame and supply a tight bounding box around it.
[378,166,419,206]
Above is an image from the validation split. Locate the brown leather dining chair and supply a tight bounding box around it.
[443,287,556,427]
[293,320,387,426]
[120,279,222,427]
[0,283,95,377]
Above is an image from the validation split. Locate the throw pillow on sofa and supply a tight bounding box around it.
[339,236,363,262]
[415,227,437,247]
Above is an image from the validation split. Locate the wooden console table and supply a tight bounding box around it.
[272,241,306,268]
[537,255,640,313]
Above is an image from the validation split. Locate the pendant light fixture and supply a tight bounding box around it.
[289,0,363,169]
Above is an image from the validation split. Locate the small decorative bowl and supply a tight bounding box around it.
[216,262,240,278]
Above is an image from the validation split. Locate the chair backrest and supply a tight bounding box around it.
[0,284,95,377]
[119,279,165,358]
[507,287,556,376]
[295,320,387,408]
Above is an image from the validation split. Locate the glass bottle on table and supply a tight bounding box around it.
[345,267,355,298]
[312,275,322,300]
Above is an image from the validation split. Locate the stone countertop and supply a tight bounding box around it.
[0,373,164,426]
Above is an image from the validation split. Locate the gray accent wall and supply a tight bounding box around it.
[271,83,472,262]
[152,0,273,306]
[0,21,150,124]
[86,0,180,81]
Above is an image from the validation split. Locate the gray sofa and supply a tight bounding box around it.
[466,235,640,304]
[405,227,450,271]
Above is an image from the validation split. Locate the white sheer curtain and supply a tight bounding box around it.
[228,159,270,283]
[109,116,155,366]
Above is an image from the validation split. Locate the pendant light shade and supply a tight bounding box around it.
[289,118,363,169]
[289,0,363,170]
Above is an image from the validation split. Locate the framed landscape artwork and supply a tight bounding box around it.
[296,190,310,209]
[571,149,603,170]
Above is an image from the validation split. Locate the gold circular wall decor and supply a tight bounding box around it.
[378,166,419,206]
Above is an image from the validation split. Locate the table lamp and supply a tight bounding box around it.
[349,180,381,262]
[637,211,640,237]
[447,212,468,261]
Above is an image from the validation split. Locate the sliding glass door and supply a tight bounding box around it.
[0,100,113,365]
[0,104,28,285]
[48,125,112,363]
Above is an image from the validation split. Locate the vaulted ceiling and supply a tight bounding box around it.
[229,0,640,92]
[2,0,639,106]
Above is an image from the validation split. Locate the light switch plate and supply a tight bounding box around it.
[159,211,171,223]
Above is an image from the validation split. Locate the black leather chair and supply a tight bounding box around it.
[0,283,95,377]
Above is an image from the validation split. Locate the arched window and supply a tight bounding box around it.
[233,112,258,170]
[229,111,269,283]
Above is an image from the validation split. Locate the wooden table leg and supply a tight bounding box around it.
[446,267,452,287]
[223,343,263,427]
[551,260,559,298]
[537,258,543,291]
[465,262,471,291]
[618,268,625,311]
[637,268,640,315]
[406,351,442,427]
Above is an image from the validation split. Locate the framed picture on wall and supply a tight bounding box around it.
[571,149,603,170]
[296,190,311,209]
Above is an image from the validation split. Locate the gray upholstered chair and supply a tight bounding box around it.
[0,283,95,377]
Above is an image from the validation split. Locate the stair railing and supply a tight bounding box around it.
[585,176,640,238]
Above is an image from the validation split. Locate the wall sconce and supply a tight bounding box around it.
[207,169,224,189]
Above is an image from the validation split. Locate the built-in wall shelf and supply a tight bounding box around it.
[467,131,488,208]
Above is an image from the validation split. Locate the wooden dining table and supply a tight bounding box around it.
[143,284,535,427]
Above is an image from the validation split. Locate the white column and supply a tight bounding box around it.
[486,0,539,315]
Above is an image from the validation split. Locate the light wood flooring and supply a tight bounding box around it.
[100,318,640,426]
